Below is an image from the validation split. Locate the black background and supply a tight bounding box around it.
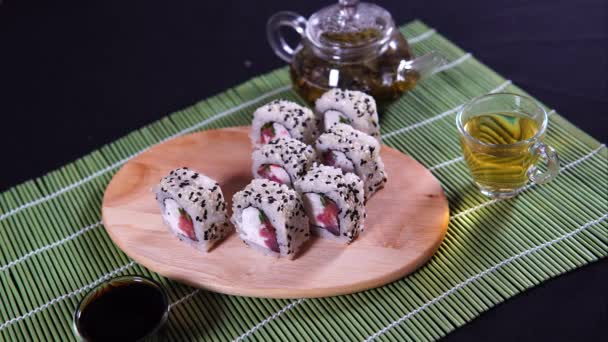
[0,0,606,340]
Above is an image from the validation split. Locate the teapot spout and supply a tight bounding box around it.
[398,51,447,81]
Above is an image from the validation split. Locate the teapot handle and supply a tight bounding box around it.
[267,11,307,63]
[398,51,447,81]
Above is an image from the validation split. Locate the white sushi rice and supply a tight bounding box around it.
[251,137,316,187]
[231,179,310,259]
[250,99,319,147]
[315,89,380,141]
[316,123,388,201]
[294,164,365,244]
[153,167,231,252]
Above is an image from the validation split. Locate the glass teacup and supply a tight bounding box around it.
[456,93,560,198]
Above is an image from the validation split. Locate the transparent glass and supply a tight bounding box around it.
[456,93,560,199]
[266,1,446,104]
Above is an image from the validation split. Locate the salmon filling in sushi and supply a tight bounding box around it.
[257,164,292,186]
[251,137,316,188]
[302,193,340,236]
[250,99,318,147]
[295,164,365,244]
[321,150,355,174]
[232,179,310,259]
[316,124,387,201]
[315,89,380,141]
[162,199,198,241]
[154,167,232,252]
[260,122,291,144]
[240,207,280,252]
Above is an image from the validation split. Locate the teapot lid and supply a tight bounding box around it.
[306,0,394,49]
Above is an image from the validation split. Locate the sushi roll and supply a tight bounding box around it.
[252,137,316,187]
[231,179,309,259]
[316,123,388,201]
[251,99,318,147]
[315,89,380,141]
[295,164,365,244]
[153,167,231,251]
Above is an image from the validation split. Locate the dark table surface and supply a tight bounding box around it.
[1,0,606,340]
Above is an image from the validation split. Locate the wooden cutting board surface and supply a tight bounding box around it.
[102,126,449,298]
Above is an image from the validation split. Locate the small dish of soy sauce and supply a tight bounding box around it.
[73,276,169,341]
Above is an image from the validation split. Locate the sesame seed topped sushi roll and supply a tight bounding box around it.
[251,99,318,147]
[295,164,365,244]
[316,123,387,201]
[153,167,231,252]
[315,89,380,141]
[252,137,316,188]
[231,179,310,259]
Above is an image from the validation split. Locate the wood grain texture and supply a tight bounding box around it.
[102,127,449,298]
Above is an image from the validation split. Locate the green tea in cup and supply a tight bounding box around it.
[457,93,559,198]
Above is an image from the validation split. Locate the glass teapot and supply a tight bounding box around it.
[267,0,446,105]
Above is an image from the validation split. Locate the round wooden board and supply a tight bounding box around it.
[102,126,449,298]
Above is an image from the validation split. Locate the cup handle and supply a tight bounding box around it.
[266,11,307,63]
[527,141,560,184]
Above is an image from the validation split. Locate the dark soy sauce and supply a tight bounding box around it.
[76,278,168,341]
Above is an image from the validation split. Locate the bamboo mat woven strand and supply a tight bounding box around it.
[0,20,606,341]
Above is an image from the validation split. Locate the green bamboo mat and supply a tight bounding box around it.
[1,20,607,341]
